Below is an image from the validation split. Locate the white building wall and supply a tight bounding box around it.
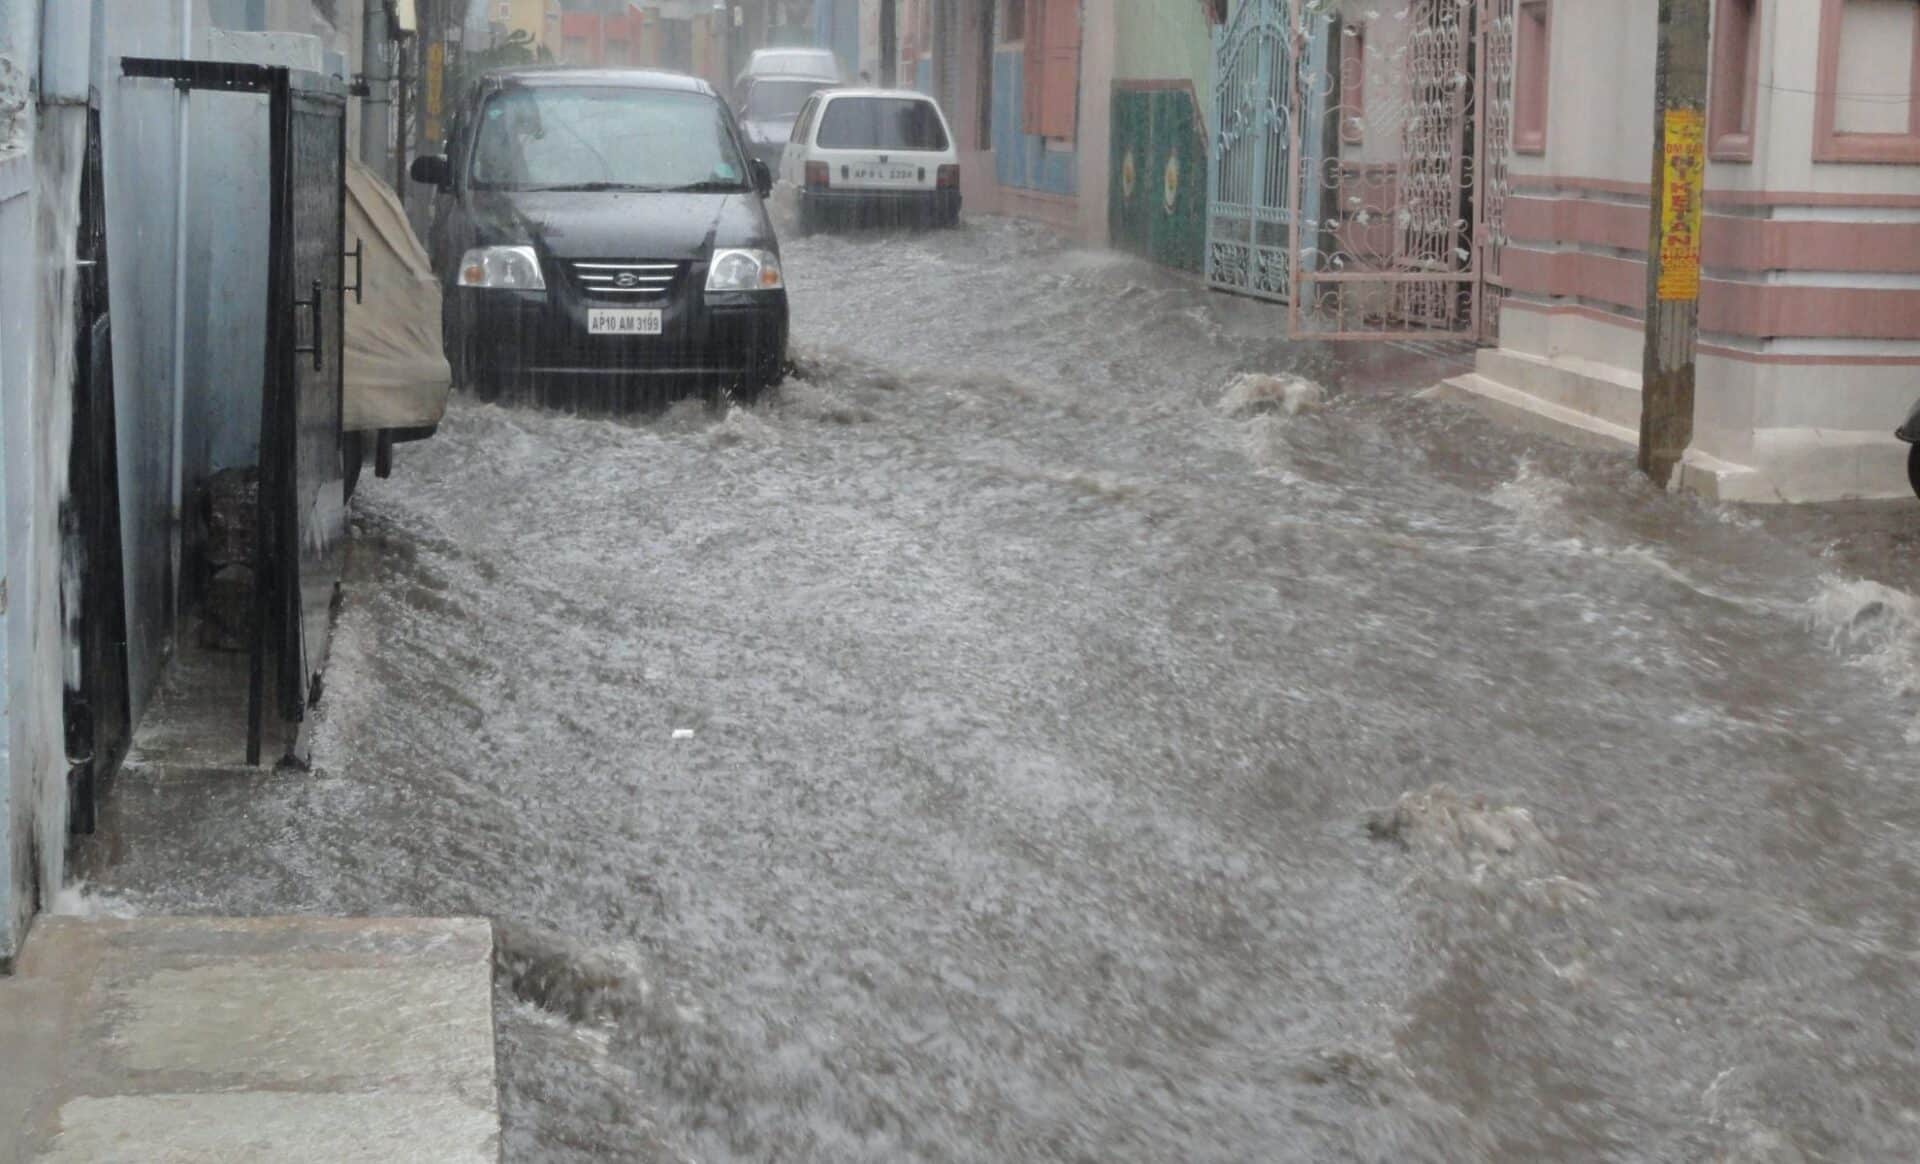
[1451,0,1920,503]
[1506,2,1653,188]
[0,0,87,963]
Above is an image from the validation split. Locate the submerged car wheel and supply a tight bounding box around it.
[443,302,495,401]
[1908,442,1920,500]
[468,358,503,404]
[727,352,786,406]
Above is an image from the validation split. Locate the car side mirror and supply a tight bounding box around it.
[750,158,773,197]
[409,155,450,188]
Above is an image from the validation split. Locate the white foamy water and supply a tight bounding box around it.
[76,217,1920,1162]
[1488,456,1572,525]
[1811,576,1920,741]
[1218,372,1327,418]
[47,880,141,919]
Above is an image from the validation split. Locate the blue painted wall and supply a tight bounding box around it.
[96,0,195,727]
[991,47,1076,197]
[0,159,29,962]
[0,0,69,965]
[813,0,860,81]
[182,29,326,499]
[0,0,98,960]
[206,0,263,28]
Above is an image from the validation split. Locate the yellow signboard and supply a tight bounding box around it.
[426,42,446,143]
[1657,109,1706,302]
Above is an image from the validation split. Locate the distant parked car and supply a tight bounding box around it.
[733,47,840,106]
[737,75,831,172]
[410,68,787,408]
[779,88,960,232]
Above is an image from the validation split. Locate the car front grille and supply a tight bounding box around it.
[569,260,684,299]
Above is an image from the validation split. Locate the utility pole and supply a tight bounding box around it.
[722,3,738,92]
[1639,0,1710,488]
[880,0,897,87]
[394,30,411,192]
[360,0,392,172]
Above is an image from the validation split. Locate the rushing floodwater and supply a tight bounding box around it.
[81,217,1920,1161]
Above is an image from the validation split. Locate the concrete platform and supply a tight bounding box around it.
[1431,344,1915,503]
[1427,371,1642,452]
[0,916,499,1163]
[120,637,300,780]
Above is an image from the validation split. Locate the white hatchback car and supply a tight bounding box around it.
[779,88,961,231]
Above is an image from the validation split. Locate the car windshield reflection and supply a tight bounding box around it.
[746,80,824,121]
[471,86,750,192]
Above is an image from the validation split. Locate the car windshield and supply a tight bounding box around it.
[816,97,949,151]
[745,80,823,121]
[469,86,750,192]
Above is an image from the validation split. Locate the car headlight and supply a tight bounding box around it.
[457,245,546,290]
[705,248,784,292]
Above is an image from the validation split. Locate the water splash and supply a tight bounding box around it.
[1810,576,1920,740]
[48,880,142,919]
[1367,784,1562,884]
[1488,456,1571,526]
[1218,372,1327,418]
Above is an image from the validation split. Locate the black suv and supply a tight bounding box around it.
[411,68,788,407]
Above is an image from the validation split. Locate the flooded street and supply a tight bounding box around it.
[82,218,1920,1161]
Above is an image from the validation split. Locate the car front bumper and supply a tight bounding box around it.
[455,287,789,403]
[800,187,960,226]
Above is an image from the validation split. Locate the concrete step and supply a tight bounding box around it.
[120,634,300,781]
[1474,347,1644,431]
[1426,372,1640,452]
[1,916,499,1164]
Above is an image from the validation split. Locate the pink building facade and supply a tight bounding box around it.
[1444,0,1920,502]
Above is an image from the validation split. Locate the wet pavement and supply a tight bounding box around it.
[80,217,1920,1162]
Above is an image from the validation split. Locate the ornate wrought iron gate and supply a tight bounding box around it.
[1206,0,1305,302]
[1206,0,1514,342]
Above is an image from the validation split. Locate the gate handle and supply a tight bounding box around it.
[293,279,323,371]
[344,239,364,304]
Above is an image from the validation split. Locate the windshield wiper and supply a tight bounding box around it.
[521,182,664,192]
[661,180,752,193]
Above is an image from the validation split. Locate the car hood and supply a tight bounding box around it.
[468,189,774,261]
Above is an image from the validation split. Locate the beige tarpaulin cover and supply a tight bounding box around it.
[344,157,451,432]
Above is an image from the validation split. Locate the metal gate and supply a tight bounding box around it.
[1205,0,1306,302]
[123,59,349,766]
[1206,0,1514,342]
[269,73,350,758]
[64,108,131,836]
